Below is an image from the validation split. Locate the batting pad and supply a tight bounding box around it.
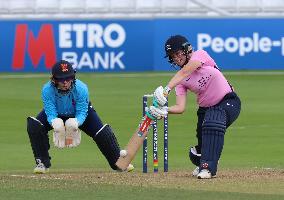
[200,107,226,175]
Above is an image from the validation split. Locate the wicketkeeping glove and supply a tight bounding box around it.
[65,118,81,148]
[51,118,66,148]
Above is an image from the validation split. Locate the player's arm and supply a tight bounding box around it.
[42,85,58,124]
[64,83,89,148]
[153,61,201,107]
[75,84,89,126]
[167,60,202,90]
[64,88,88,148]
[168,94,187,114]
[42,85,66,148]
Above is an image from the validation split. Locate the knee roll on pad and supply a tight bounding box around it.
[27,116,51,168]
[189,146,201,166]
[202,107,226,133]
[93,124,120,170]
[201,107,226,174]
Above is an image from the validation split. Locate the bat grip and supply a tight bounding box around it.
[139,116,152,133]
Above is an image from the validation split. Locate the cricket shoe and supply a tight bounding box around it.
[192,166,199,176]
[33,163,49,174]
[197,169,213,179]
[197,169,217,179]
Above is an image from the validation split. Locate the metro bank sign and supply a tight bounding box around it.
[9,22,133,72]
[13,24,56,70]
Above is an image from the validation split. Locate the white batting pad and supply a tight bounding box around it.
[65,118,81,148]
[52,118,66,148]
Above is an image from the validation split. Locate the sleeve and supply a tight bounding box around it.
[175,84,187,96]
[75,83,89,126]
[190,50,209,64]
[42,84,58,125]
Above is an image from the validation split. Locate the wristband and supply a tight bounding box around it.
[163,86,171,96]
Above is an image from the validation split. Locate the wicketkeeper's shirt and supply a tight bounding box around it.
[41,79,89,126]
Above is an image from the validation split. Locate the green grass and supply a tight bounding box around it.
[0,72,283,199]
[1,177,283,200]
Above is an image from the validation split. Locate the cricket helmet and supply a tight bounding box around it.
[51,60,76,94]
[52,60,75,80]
[164,35,192,67]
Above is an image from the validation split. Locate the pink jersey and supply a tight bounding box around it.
[175,50,233,107]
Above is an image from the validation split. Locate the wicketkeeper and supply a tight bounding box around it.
[27,60,133,173]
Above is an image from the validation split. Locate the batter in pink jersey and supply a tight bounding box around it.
[175,49,233,107]
[153,35,241,179]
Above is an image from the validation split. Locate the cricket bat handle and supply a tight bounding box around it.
[138,115,153,136]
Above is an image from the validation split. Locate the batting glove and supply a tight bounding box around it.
[145,106,168,120]
[153,86,169,107]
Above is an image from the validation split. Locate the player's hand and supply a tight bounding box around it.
[153,86,170,107]
[163,86,171,96]
[146,105,168,120]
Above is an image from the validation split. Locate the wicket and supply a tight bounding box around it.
[142,94,168,173]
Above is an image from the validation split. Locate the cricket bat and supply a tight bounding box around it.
[115,115,153,171]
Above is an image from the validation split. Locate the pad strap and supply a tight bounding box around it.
[189,146,201,166]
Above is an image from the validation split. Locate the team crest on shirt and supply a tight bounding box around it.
[61,63,68,72]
